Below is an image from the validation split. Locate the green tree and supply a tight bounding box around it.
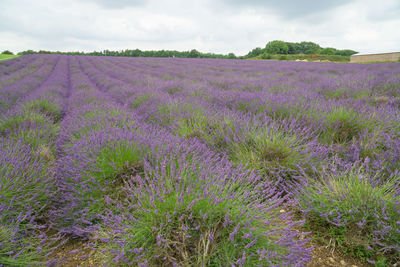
[298,41,320,54]
[319,47,337,55]
[227,53,236,59]
[260,53,272,59]
[188,49,201,58]
[265,40,289,54]
[286,42,300,54]
[336,49,358,56]
[246,47,263,58]
[2,50,13,55]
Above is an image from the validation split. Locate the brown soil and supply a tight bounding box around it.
[50,239,109,267]
[306,237,370,267]
[50,234,371,267]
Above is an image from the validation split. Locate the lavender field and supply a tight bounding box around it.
[1,54,400,266]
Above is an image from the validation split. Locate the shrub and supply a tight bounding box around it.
[0,112,59,150]
[56,139,147,234]
[298,167,400,264]
[320,107,369,144]
[260,53,272,60]
[0,224,44,266]
[229,125,310,176]
[279,55,288,61]
[265,40,288,54]
[24,99,63,123]
[98,154,311,266]
[0,140,54,265]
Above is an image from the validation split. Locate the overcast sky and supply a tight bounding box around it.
[0,0,399,56]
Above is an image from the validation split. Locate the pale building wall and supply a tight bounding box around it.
[350,52,400,63]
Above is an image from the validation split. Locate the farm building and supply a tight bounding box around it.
[350,52,400,63]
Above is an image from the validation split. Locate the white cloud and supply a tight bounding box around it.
[0,0,399,55]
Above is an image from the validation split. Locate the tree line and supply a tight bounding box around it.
[3,41,357,59]
[15,49,238,59]
[245,40,357,58]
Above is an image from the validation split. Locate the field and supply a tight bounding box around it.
[0,54,399,266]
[0,54,19,61]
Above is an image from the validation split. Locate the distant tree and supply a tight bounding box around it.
[38,50,52,54]
[260,53,272,60]
[336,49,358,56]
[286,42,301,54]
[319,47,337,55]
[227,53,236,59]
[2,50,13,55]
[246,47,263,58]
[265,40,289,54]
[298,41,320,54]
[188,49,201,58]
[18,50,35,55]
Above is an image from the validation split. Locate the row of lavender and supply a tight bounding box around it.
[76,56,400,265]
[0,55,67,265]
[51,57,310,265]
[0,54,399,265]
[1,55,311,266]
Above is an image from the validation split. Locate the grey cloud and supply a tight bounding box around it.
[367,2,400,21]
[220,0,352,18]
[87,0,146,8]
[1,0,399,55]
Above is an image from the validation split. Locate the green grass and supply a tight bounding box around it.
[0,54,19,61]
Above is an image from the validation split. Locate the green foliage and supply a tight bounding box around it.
[320,107,372,144]
[0,112,59,150]
[298,168,400,264]
[94,142,144,184]
[16,48,239,60]
[265,40,289,54]
[298,41,321,54]
[188,49,201,58]
[0,225,45,266]
[227,52,236,59]
[87,141,146,213]
[24,99,63,123]
[107,156,288,266]
[245,47,263,58]
[279,55,288,61]
[1,50,13,55]
[336,49,358,56]
[174,107,233,150]
[131,94,151,109]
[319,47,336,55]
[0,150,51,219]
[0,54,19,61]
[260,53,272,60]
[123,192,284,265]
[229,126,308,174]
[245,41,357,59]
